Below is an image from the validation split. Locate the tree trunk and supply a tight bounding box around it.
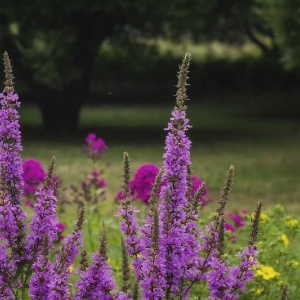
[36,82,82,132]
[35,37,102,132]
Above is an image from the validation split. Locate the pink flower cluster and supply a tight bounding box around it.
[22,158,46,198]
[83,133,108,161]
[82,171,106,190]
[116,163,210,205]
[225,210,248,243]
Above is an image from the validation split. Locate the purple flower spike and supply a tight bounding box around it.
[49,209,84,299]
[0,90,24,205]
[0,52,27,266]
[29,238,54,300]
[25,158,59,262]
[74,252,117,300]
[157,53,201,297]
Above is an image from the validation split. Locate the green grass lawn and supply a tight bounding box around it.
[20,95,300,214]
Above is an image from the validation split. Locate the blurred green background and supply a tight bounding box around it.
[1,0,300,212]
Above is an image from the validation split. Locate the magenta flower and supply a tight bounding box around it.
[130,164,160,203]
[225,222,235,232]
[115,190,124,202]
[228,212,245,228]
[83,133,108,161]
[23,158,46,195]
[82,170,106,190]
[191,175,204,193]
[85,133,97,143]
[56,222,66,232]
[116,164,210,206]
[55,222,66,242]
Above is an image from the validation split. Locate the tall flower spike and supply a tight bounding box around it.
[45,156,55,187]
[74,222,130,300]
[79,249,89,273]
[147,167,163,208]
[117,152,142,256]
[121,238,131,293]
[186,164,193,199]
[26,157,59,262]
[0,52,27,269]
[217,215,225,257]
[176,52,191,107]
[249,200,262,246]
[281,285,288,300]
[192,182,207,212]
[0,52,24,204]
[216,165,234,218]
[49,208,84,299]
[134,169,165,299]
[132,282,139,300]
[0,244,13,298]
[122,152,131,198]
[3,52,14,93]
[99,222,108,260]
[158,53,201,297]
[29,235,54,299]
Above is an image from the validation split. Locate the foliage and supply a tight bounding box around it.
[255,0,300,69]
[242,205,300,299]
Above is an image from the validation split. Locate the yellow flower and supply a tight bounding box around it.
[252,212,269,223]
[281,234,289,248]
[286,219,298,228]
[256,287,264,294]
[260,213,269,223]
[290,260,299,267]
[256,264,280,280]
[68,265,74,273]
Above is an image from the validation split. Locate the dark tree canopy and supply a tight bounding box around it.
[0,0,298,131]
[2,0,208,131]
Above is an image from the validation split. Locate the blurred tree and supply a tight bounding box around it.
[0,0,209,131]
[0,0,298,131]
[255,0,300,69]
[196,0,280,58]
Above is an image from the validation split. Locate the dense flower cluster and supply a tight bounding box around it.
[0,53,27,276]
[0,52,268,299]
[117,53,260,299]
[256,264,280,280]
[83,133,108,161]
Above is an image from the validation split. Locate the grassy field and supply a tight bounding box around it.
[20,95,300,214]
